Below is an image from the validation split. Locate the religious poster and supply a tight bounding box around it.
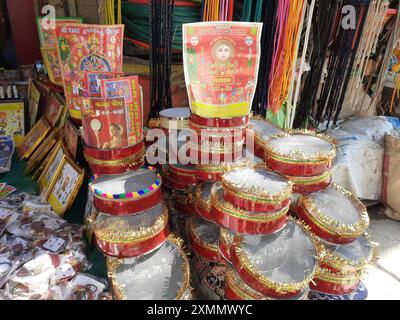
[63,119,79,159]
[182,22,262,118]
[0,102,25,146]
[47,158,84,216]
[41,47,63,85]
[55,24,124,120]
[100,76,143,145]
[43,93,65,127]
[81,97,128,149]
[28,79,41,128]
[82,71,123,97]
[36,17,82,47]
[17,118,51,160]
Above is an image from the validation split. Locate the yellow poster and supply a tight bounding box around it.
[0,102,25,146]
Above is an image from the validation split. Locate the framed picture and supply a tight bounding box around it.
[43,92,65,128]
[0,101,25,146]
[17,118,51,160]
[47,156,84,217]
[28,79,41,128]
[24,129,58,176]
[38,140,66,198]
[63,119,79,159]
[41,47,63,85]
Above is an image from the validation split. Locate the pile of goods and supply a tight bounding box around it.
[0,193,110,300]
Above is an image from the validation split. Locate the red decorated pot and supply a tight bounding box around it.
[230,217,322,298]
[84,142,145,175]
[221,166,292,213]
[285,171,332,194]
[94,202,170,258]
[211,183,289,235]
[295,183,370,244]
[190,113,249,128]
[264,130,336,177]
[89,168,162,215]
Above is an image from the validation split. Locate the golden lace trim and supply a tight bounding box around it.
[322,233,377,273]
[221,165,292,204]
[264,129,336,163]
[186,217,219,253]
[232,216,324,295]
[107,234,191,300]
[94,209,168,243]
[219,228,234,248]
[211,183,289,222]
[84,150,145,166]
[299,183,370,237]
[285,171,332,185]
[315,267,363,285]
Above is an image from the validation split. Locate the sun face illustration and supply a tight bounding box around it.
[190,36,199,46]
[245,36,253,46]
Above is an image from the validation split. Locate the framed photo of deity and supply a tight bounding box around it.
[43,92,65,128]
[17,117,51,160]
[38,140,66,199]
[0,101,25,146]
[63,118,79,159]
[28,79,41,128]
[24,129,58,176]
[47,156,84,217]
[41,47,63,85]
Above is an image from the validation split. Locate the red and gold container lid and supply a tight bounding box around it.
[186,216,222,262]
[89,168,162,215]
[221,166,292,213]
[320,233,377,274]
[195,158,250,182]
[107,235,191,300]
[195,181,214,222]
[310,267,362,295]
[162,165,196,191]
[248,117,283,159]
[285,171,332,194]
[218,228,235,263]
[230,217,322,298]
[159,108,190,131]
[84,142,145,175]
[211,183,289,235]
[94,202,170,258]
[224,265,309,301]
[265,130,336,177]
[296,183,370,244]
[169,163,197,186]
[190,113,249,128]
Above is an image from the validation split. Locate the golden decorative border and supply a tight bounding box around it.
[315,267,363,285]
[264,129,337,163]
[322,233,377,273]
[285,171,332,185]
[299,183,370,238]
[232,216,324,295]
[94,207,168,244]
[186,217,219,253]
[84,149,145,167]
[107,234,191,300]
[221,165,292,204]
[219,228,234,249]
[225,266,269,300]
[211,183,289,222]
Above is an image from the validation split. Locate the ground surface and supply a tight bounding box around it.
[364,206,400,300]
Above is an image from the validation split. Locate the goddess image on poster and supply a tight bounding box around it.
[183,22,262,119]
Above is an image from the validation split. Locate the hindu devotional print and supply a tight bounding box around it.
[56,24,124,120]
[183,22,262,118]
